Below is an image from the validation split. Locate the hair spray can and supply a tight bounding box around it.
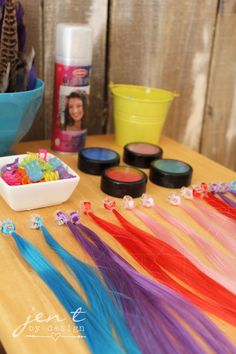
[51,23,92,153]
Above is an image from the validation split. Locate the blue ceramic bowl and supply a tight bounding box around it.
[0,79,44,155]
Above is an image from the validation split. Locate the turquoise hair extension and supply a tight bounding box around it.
[1,221,131,354]
[39,222,140,354]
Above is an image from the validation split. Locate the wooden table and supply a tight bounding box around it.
[0,135,236,354]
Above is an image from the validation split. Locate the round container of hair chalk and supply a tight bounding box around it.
[123,142,163,168]
[78,147,120,175]
[101,165,147,198]
[149,159,193,188]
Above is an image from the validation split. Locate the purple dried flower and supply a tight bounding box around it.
[27,63,36,90]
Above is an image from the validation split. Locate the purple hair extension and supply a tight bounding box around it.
[61,215,178,354]
[58,211,236,354]
[209,183,236,208]
[230,189,236,198]
[217,192,236,208]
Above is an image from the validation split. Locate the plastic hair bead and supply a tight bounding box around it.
[180,187,193,200]
[123,195,135,210]
[29,215,43,230]
[81,201,92,215]
[55,211,69,225]
[0,220,15,234]
[168,193,181,206]
[140,194,155,207]
[70,211,80,225]
[103,198,116,211]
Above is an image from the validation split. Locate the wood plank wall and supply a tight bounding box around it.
[201,0,236,170]
[20,0,236,171]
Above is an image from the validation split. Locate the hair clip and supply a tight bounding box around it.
[27,152,38,159]
[38,160,54,172]
[20,153,38,167]
[43,171,59,182]
[180,187,193,200]
[55,211,69,226]
[168,193,181,206]
[192,183,207,198]
[38,148,47,161]
[80,201,92,215]
[0,220,15,234]
[123,195,135,210]
[1,168,23,186]
[48,157,62,170]
[69,211,80,225]
[29,214,43,230]
[55,165,74,179]
[25,160,43,182]
[20,169,31,184]
[1,157,19,174]
[140,194,155,208]
[103,198,116,211]
[20,154,36,168]
[200,182,208,192]
[209,183,219,193]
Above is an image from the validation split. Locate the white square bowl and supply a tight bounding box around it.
[0,153,80,211]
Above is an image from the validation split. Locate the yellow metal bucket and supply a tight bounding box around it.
[110,84,178,146]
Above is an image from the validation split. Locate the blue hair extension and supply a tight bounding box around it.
[38,220,140,354]
[59,214,202,354]
[1,221,130,354]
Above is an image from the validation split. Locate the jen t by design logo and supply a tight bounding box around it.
[12,307,86,341]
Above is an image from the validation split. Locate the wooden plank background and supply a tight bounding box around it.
[201,0,236,170]
[18,0,236,171]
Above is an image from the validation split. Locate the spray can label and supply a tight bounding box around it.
[51,63,91,153]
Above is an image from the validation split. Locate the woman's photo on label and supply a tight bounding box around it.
[61,90,87,131]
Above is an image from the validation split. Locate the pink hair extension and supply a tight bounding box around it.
[191,198,236,237]
[168,193,236,259]
[142,195,236,262]
[122,196,236,295]
[85,202,236,326]
[180,188,236,253]
[142,194,236,264]
[181,203,236,254]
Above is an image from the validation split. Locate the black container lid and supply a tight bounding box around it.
[149,159,193,188]
[78,147,120,175]
[101,165,147,198]
[123,142,163,168]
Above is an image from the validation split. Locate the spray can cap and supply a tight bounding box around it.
[56,23,92,64]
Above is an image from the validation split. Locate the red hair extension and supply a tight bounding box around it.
[110,208,236,306]
[83,205,236,326]
[217,192,236,208]
[204,193,236,220]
